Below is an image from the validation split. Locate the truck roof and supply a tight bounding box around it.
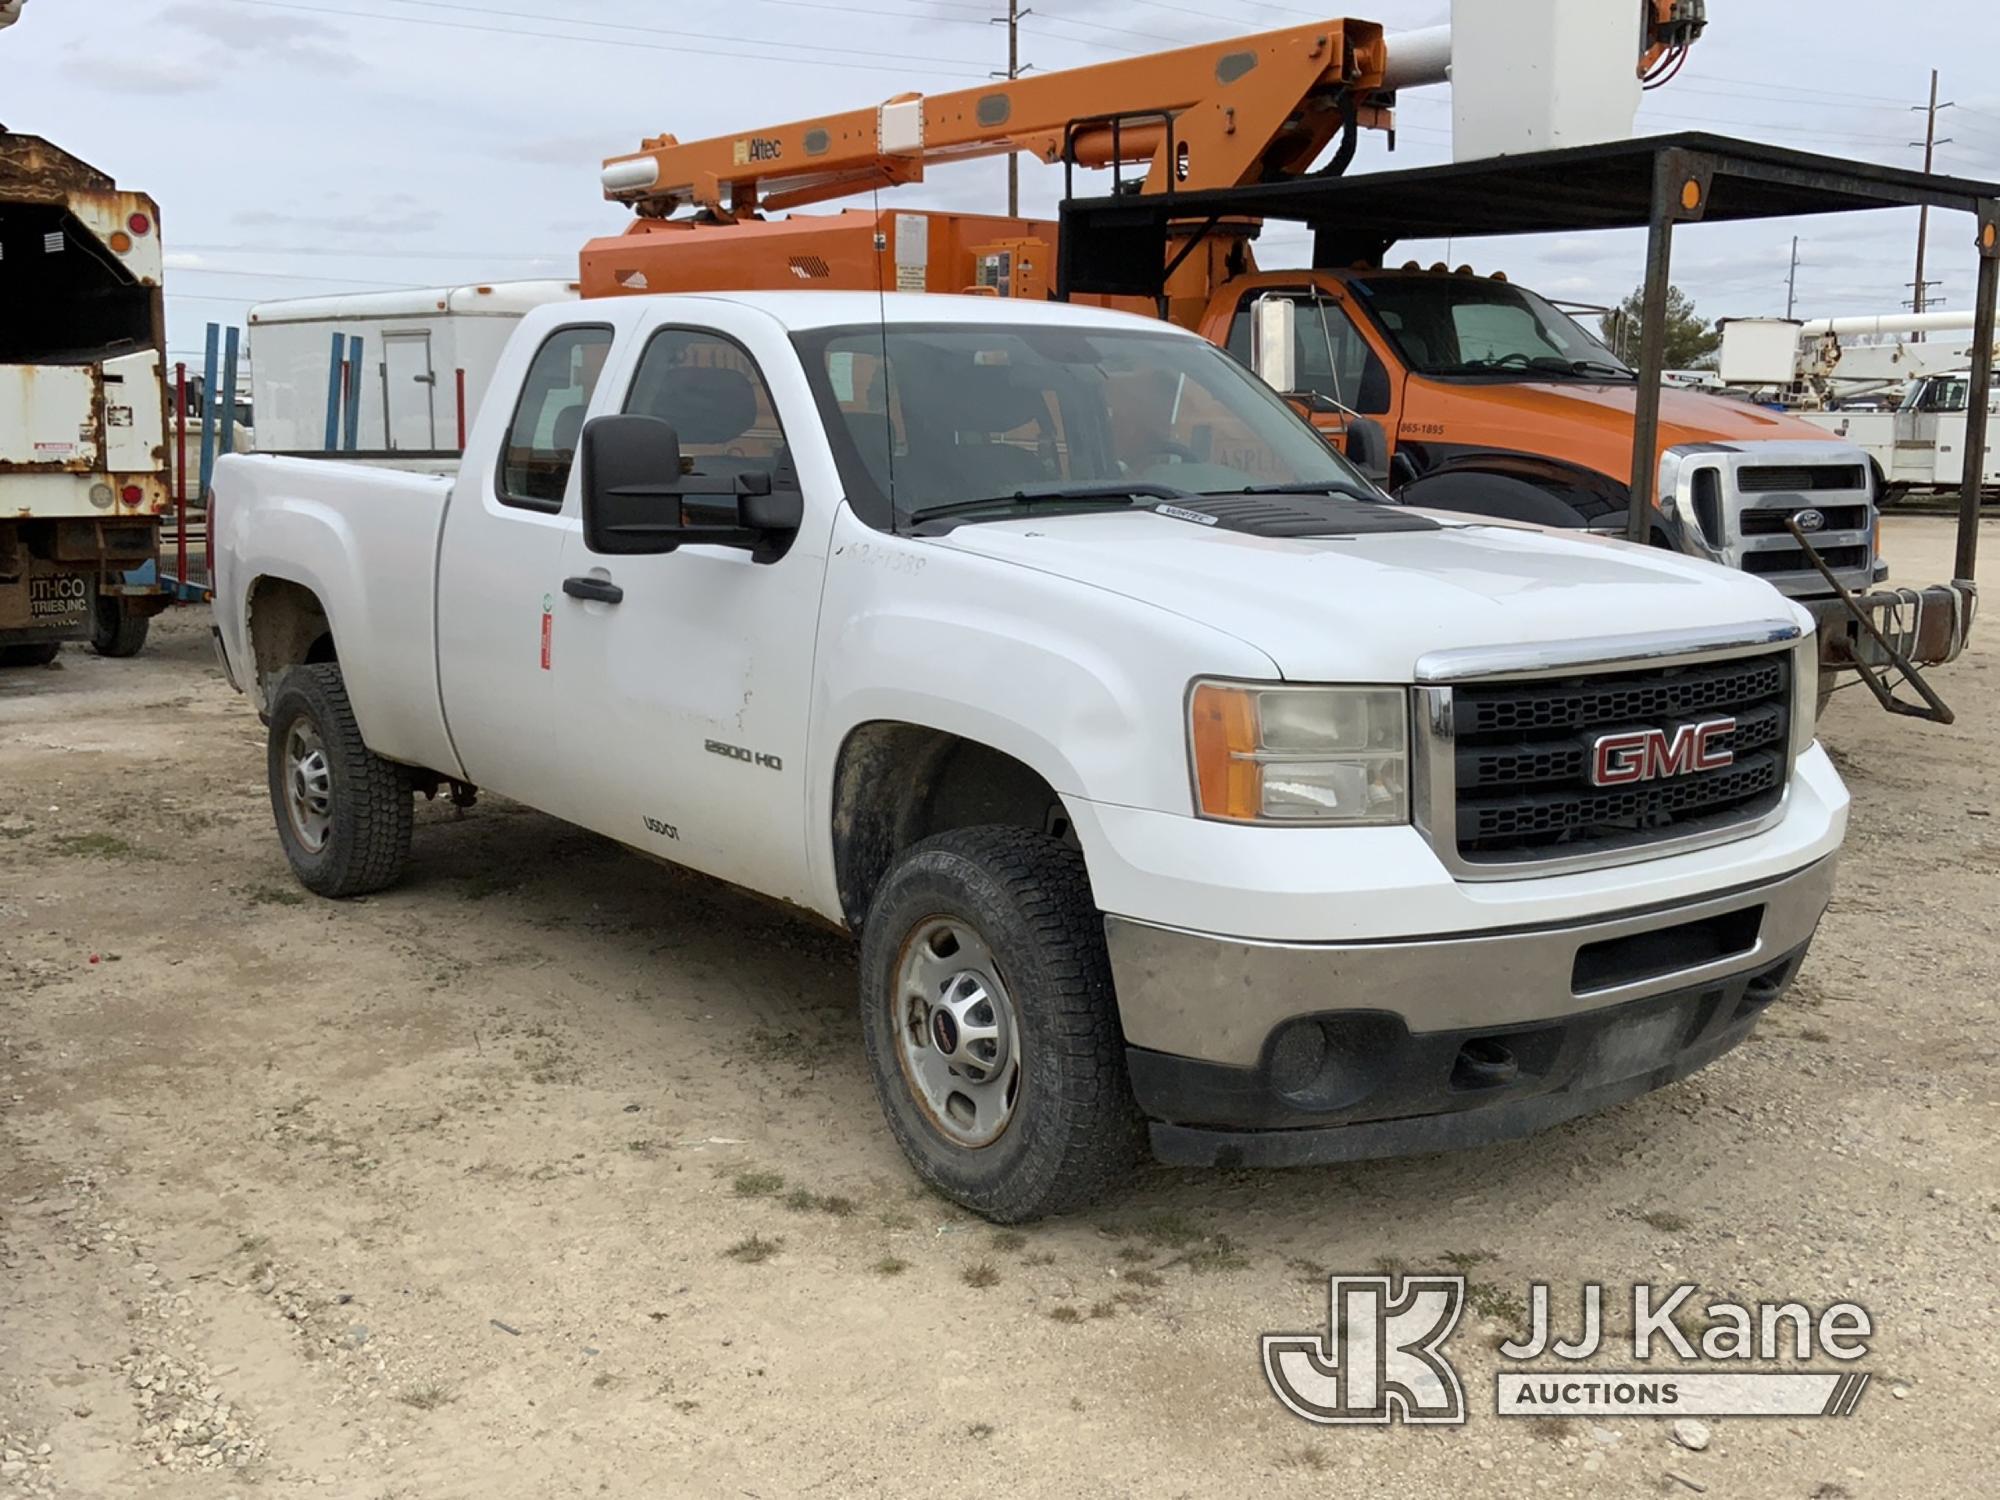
[248,279,581,325]
[598,290,1197,335]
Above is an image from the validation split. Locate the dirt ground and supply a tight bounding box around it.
[2,515,1996,1499]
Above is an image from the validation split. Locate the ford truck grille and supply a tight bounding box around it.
[1446,653,1791,866]
[1735,464,1866,492]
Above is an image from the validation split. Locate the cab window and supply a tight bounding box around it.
[498,325,613,511]
[625,328,797,490]
[1226,293,1392,414]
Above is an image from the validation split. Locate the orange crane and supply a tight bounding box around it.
[582,5,1702,316]
[576,6,1774,557]
[582,15,1402,317]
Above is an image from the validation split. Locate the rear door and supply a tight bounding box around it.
[554,318,826,906]
[382,331,437,451]
[0,363,98,469]
[435,320,613,818]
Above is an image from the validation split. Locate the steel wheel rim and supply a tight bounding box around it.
[283,717,334,853]
[893,916,1021,1149]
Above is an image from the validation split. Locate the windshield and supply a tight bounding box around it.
[792,323,1376,528]
[1902,376,1969,413]
[1349,274,1631,379]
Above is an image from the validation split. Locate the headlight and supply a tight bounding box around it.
[1188,681,1410,825]
[1790,634,1820,758]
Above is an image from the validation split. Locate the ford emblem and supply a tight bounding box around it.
[1794,507,1827,533]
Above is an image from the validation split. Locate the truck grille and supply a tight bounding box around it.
[1738,503,1870,535]
[1736,464,1865,492]
[1743,544,1867,576]
[1447,653,1791,866]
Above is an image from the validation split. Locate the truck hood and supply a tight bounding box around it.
[1422,378,1842,448]
[927,510,1802,681]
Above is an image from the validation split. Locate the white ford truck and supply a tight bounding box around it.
[211,292,1848,1220]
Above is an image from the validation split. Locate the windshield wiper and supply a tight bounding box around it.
[1426,357,1631,381]
[1199,481,1384,502]
[905,481,1191,527]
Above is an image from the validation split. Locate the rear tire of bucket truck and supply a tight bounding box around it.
[88,589,149,659]
[266,663,412,899]
[0,642,61,667]
[858,826,1142,1223]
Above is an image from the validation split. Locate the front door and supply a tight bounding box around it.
[555,323,826,908]
[435,320,613,818]
[382,332,437,451]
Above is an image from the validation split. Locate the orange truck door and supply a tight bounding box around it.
[1213,284,1403,456]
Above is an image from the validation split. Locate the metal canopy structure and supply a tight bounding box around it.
[1060,131,2000,721]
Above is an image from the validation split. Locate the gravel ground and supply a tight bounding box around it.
[2,515,1996,1498]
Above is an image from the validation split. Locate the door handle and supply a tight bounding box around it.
[563,575,624,605]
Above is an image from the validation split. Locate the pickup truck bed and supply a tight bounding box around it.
[215,456,458,776]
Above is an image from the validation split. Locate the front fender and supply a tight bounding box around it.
[804,514,1277,916]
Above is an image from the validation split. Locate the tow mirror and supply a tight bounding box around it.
[1250,295,1298,395]
[1342,415,1392,482]
[580,414,801,561]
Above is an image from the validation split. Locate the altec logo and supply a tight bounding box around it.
[1590,717,1735,788]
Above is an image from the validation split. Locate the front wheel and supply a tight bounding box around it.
[266,663,412,898]
[858,826,1141,1222]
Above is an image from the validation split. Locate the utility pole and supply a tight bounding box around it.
[991,0,1031,216]
[1785,236,1800,321]
[1908,69,1954,339]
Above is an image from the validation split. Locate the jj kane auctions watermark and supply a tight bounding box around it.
[1263,1276,1874,1425]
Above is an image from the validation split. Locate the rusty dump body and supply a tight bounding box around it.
[0,131,170,648]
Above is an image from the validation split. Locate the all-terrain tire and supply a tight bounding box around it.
[0,642,62,667]
[859,825,1142,1222]
[89,591,149,658]
[266,663,412,898]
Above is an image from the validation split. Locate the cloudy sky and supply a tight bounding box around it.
[5,0,1998,362]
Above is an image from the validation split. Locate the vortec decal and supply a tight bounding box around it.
[1590,719,1736,787]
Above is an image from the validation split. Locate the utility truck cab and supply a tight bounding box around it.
[212,293,1847,1220]
[1214,267,1885,602]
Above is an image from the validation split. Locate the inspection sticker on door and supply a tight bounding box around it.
[540,593,553,670]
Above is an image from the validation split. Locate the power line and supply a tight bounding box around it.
[169,267,429,288]
[219,0,997,77]
[1023,5,1182,46]
[175,242,572,262]
[1111,0,1323,21]
[323,0,996,65]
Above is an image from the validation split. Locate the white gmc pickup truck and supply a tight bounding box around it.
[212,292,1848,1220]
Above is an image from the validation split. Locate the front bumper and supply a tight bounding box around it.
[1104,855,1835,1167]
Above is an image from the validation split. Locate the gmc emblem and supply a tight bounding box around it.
[1591,718,1736,787]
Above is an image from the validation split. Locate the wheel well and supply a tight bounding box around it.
[831,723,1072,930]
[246,577,336,696]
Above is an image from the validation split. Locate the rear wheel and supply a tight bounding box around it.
[266,662,412,897]
[88,588,149,658]
[858,826,1141,1222]
[0,642,61,667]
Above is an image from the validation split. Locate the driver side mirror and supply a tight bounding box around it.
[1250,295,1298,395]
[1342,414,1391,482]
[580,414,802,561]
